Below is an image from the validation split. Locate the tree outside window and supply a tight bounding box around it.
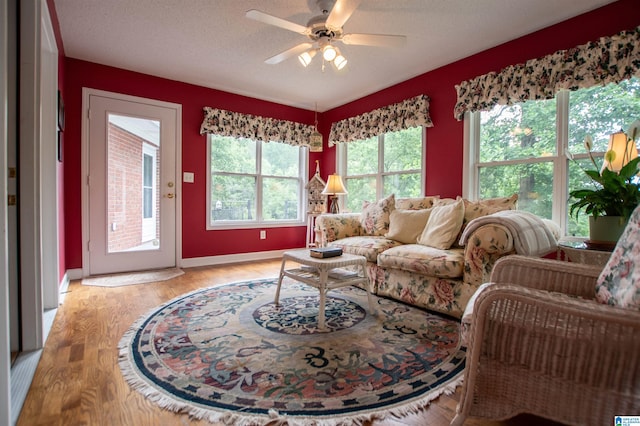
[208,135,305,228]
[470,77,640,237]
[339,126,424,212]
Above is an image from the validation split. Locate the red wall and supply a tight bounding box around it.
[322,0,639,198]
[63,61,315,268]
[61,0,639,270]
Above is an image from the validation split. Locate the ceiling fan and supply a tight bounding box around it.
[246,0,406,71]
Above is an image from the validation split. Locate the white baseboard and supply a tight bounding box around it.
[64,249,297,279]
[180,249,297,268]
[66,268,83,281]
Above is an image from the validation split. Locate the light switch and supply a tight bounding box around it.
[183,172,194,183]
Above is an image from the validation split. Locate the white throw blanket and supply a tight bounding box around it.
[459,210,558,256]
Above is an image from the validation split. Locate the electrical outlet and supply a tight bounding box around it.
[260,230,266,240]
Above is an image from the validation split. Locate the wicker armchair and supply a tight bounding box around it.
[451,255,640,425]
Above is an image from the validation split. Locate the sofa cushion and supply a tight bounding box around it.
[463,194,518,228]
[329,236,402,263]
[395,196,439,210]
[360,194,395,236]
[385,208,432,244]
[417,198,465,249]
[377,244,464,279]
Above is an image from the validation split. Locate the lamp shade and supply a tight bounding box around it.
[298,49,316,67]
[321,174,348,195]
[601,131,639,173]
[333,54,347,70]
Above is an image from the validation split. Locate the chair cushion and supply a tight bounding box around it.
[329,236,402,263]
[360,194,395,236]
[595,204,640,310]
[377,244,464,278]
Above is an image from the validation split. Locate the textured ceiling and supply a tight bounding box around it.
[53,0,616,112]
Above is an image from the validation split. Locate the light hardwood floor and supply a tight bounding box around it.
[17,259,562,426]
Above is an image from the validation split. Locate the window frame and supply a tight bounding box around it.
[463,90,611,237]
[206,135,308,230]
[336,127,426,209]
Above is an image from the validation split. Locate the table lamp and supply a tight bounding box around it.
[321,174,348,214]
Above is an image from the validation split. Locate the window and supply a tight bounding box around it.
[207,135,306,228]
[337,126,425,212]
[466,77,640,237]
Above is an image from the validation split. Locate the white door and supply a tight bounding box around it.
[87,93,178,275]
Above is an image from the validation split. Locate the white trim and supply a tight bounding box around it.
[180,249,294,268]
[66,268,84,281]
[40,0,59,311]
[205,135,307,230]
[0,0,12,422]
[81,88,183,277]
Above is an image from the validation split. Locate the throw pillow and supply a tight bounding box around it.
[395,196,439,210]
[360,194,395,236]
[595,204,640,310]
[417,197,465,249]
[463,194,518,225]
[385,208,432,244]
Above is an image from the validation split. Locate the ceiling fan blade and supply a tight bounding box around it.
[265,42,314,64]
[341,33,406,47]
[326,0,361,31]
[246,9,309,35]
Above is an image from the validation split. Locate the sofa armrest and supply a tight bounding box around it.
[490,255,602,298]
[462,224,515,287]
[314,213,363,247]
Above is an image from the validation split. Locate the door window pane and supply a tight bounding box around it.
[107,114,160,252]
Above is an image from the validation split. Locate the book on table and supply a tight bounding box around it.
[309,247,343,258]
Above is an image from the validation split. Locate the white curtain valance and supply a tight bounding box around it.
[200,107,315,146]
[454,26,640,120]
[328,94,433,146]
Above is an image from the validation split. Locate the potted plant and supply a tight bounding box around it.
[569,121,640,244]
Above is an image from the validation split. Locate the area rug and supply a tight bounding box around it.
[82,267,184,287]
[118,278,465,425]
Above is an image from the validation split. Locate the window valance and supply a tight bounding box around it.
[328,94,433,146]
[453,26,640,120]
[200,106,315,146]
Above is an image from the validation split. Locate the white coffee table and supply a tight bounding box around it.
[275,249,376,330]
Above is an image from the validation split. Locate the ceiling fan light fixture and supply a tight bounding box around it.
[298,49,317,67]
[333,54,347,70]
[322,44,337,61]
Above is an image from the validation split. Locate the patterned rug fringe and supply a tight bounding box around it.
[118,281,465,425]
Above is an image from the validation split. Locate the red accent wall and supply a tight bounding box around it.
[60,0,638,270]
[321,0,639,199]
[63,60,314,268]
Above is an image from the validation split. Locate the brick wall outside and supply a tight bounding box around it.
[107,123,159,252]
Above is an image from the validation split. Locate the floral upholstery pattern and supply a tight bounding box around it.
[463,224,515,287]
[595,204,640,309]
[329,236,402,263]
[315,213,362,247]
[378,245,464,278]
[360,194,395,236]
[315,198,548,319]
[395,196,439,210]
[377,269,476,319]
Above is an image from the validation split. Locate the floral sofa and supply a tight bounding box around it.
[315,194,559,319]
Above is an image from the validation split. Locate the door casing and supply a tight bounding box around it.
[81,88,182,277]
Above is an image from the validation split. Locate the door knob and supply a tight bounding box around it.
[164,193,175,199]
